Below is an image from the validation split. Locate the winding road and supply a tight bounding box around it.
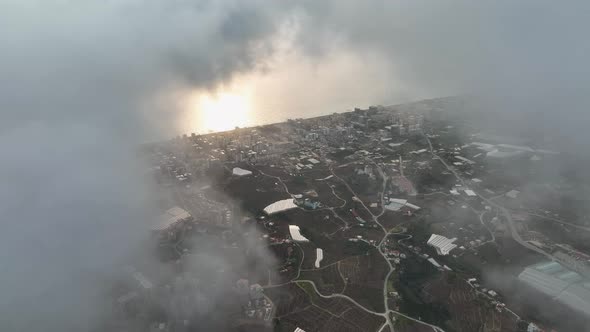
[255,157,448,331]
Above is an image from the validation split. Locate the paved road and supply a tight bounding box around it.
[297,279,446,332]
[329,164,396,331]
[257,158,447,331]
[330,160,446,332]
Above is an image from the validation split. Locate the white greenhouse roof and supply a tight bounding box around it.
[289,225,309,242]
[464,189,477,197]
[519,261,590,316]
[385,198,421,211]
[427,234,457,255]
[153,206,191,231]
[232,167,252,176]
[264,199,297,215]
[315,248,324,268]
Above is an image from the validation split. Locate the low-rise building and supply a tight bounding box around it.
[427,234,458,255]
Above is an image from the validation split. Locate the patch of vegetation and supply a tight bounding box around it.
[343,240,373,256]
[296,281,319,303]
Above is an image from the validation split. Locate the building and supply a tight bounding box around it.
[288,225,309,242]
[315,248,324,268]
[384,198,421,212]
[427,234,457,255]
[506,190,520,199]
[236,279,250,296]
[249,283,264,300]
[152,206,192,232]
[464,189,477,197]
[263,199,298,215]
[232,167,252,176]
[518,261,590,316]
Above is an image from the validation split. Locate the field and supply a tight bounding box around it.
[400,271,520,332]
[339,249,389,313]
[299,263,346,295]
[392,314,437,332]
[266,282,385,332]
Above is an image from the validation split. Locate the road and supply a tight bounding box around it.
[519,211,590,232]
[478,210,496,243]
[330,160,446,332]
[297,279,445,332]
[254,158,447,331]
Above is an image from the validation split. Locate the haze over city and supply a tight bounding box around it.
[1,1,590,331]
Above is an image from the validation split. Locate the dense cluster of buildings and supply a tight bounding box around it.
[236,279,274,322]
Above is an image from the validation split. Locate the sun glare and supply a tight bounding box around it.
[194,92,251,133]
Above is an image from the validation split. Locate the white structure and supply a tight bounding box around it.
[428,258,442,268]
[456,156,475,164]
[519,261,590,316]
[308,158,320,164]
[133,271,153,290]
[384,198,421,211]
[315,248,324,268]
[249,283,264,300]
[410,148,428,154]
[427,234,457,256]
[288,225,309,242]
[464,189,477,197]
[263,199,298,215]
[117,291,138,305]
[506,190,520,199]
[152,206,191,231]
[294,328,307,332]
[232,167,252,176]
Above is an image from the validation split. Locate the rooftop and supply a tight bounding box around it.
[232,167,253,176]
[427,234,457,255]
[263,198,298,215]
[288,225,309,242]
[152,206,191,231]
[519,261,590,316]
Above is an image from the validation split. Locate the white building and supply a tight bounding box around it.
[519,261,590,316]
[464,189,477,197]
[232,167,252,176]
[427,234,457,255]
[152,206,192,232]
[315,248,324,268]
[384,198,421,211]
[506,190,520,199]
[288,225,309,242]
[263,199,298,215]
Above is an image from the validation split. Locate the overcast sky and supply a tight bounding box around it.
[1,0,589,330]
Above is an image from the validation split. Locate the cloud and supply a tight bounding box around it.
[2,0,590,329]
[289,1,590,150]
[0,0,286,330]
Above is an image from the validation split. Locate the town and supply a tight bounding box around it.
[107,97,590,332]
